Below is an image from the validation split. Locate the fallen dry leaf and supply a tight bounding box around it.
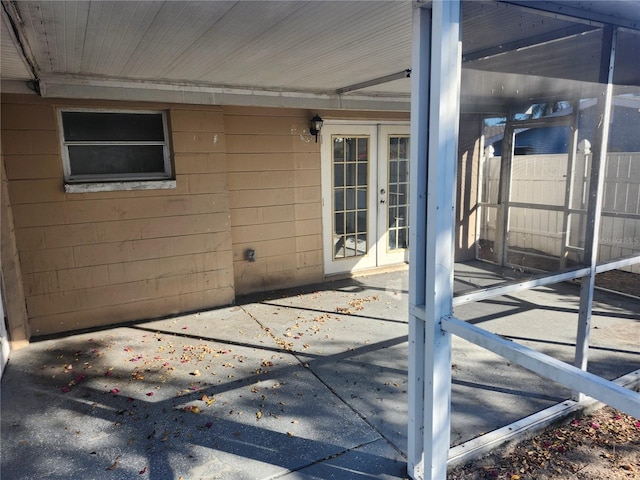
[106,456,121,471]
[448,406,640,480]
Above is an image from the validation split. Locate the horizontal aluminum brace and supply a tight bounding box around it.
[452,267,591,306]
[442,315,640,418]
[595,254,640,273]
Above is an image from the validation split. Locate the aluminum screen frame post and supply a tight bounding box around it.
[407,1,462,479]
[407,3,431,477]
[574,26,617,400]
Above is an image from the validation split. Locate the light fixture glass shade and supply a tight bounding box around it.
[310,114,323,135]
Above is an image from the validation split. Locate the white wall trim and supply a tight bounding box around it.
[65,180,176,193]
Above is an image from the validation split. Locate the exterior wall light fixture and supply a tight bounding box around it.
[310,114,323,143]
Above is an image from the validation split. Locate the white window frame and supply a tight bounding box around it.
[58,108,175,193]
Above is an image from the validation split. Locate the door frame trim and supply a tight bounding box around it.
[320,121,410,276]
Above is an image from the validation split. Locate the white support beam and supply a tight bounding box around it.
[574,26,617,393]
[407,2,431,478]
[450,253,640,308]
[451,267,591,307]
[407,1,462,479]
[595,254,640,273]
[336,69,411,94]
[463,24,598,63]
[442,316,640,419]
[504,1,640,31]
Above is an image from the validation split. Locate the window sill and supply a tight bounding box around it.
[65,180,177,193]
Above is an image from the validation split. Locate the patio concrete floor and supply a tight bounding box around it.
[1,261,639,479]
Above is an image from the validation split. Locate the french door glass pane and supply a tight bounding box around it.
[388,135,410,250]
[333,136,369,259]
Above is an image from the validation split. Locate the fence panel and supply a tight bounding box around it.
[480,152,640,274]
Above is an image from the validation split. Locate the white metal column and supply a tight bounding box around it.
[574,26,617,394]
[408,1,462,479]
[407,3,430,477]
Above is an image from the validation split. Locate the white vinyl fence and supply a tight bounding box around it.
[479,152,640,273]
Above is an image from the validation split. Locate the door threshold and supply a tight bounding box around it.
[324,263,408,282]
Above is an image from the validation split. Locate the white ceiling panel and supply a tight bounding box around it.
[7,0,412,94]
[80,1,160,75]
[2,1,638,110]
[47,1,91,72]
[245,2,411,89]
[159,1,309,81]
[122,1,238,77]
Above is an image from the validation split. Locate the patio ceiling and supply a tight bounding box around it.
[1,0,639,112]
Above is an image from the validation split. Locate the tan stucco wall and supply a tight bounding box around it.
[225,106,324,294]
[225,108,412,295]
[1,94,234,336]
[3,93,468,339]
[1,138,30,347]
[0,94,407,337]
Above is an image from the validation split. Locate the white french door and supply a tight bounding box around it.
[321,123,410,275]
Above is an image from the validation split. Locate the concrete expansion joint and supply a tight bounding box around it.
[240,303,409,465]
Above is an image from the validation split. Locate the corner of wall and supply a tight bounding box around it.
[1,148,31,348]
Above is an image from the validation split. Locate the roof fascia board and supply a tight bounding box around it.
[8,76,517,115]
[35,74,412,111]
[502,1,640,31]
